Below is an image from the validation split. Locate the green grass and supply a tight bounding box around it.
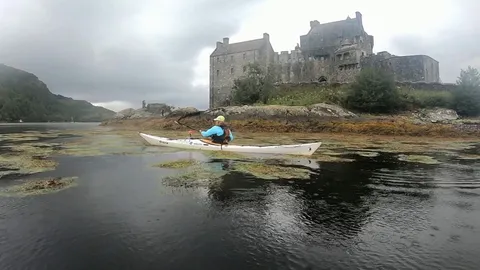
[263,84,455,110]
[398,88,454,109]
[265,84,348,106]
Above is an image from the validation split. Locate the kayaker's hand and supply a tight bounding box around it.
[198,130,202,134]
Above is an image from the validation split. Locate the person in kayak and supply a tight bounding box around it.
[199,115,234,144]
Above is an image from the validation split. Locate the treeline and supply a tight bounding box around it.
[0,64,115,122]
[231,63,480,117]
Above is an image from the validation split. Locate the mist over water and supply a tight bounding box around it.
[0,123,479,270]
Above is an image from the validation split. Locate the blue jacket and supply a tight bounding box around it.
[201,126,234,142]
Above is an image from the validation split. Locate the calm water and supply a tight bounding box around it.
[1,123,480,270]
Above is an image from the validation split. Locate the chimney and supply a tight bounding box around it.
[216,41,222,48]
[263,33,269,41]
[355,11,363,25]
[309,20,320,28]
[223,37,229,45]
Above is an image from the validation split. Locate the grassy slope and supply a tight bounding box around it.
[0,64,115,122]
[265,83,455,111]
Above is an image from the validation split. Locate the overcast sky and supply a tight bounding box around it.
[0,0,478,112]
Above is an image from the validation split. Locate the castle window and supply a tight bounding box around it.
[230,68,234,74]
[216,70,219,76]
[217,57,219,63]
[231,55,233,61]
[243,66,246,72]
[243,53,246,59]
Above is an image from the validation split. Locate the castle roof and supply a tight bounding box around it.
[211,38,265,56]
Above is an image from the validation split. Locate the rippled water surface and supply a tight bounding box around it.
[1,123,480,270]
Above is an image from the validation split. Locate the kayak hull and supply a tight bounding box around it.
[139,132,321,156]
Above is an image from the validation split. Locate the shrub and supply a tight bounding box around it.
[231,63,274,105]
[344,68,400,113]
[452,66,480,117]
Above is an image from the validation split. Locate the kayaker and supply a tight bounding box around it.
[199,115,234,144]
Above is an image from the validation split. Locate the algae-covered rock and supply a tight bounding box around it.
[161,164,227,188]
[0,176,78,197]
[355,151,380,157]
[232,161,312,180]
[153,159,199,168]
[455,154,480,160]
[313,155,356,163]
[398,154,441,165]
[203,151,246,160]
[0,154,58,177]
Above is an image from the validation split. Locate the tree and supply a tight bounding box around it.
[453,66,480,117]
[231,63,275,105]
[456,66,480,88]
[344,68,400,113]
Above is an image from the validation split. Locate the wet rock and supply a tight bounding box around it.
[201,103,357,120]
[412,108,459,123]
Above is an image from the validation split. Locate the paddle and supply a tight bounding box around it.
[175,106,226,133]
[174,120,198,131]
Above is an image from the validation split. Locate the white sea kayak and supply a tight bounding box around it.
[139,132,321,156]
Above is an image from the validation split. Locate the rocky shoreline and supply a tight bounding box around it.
[101,104,480,138]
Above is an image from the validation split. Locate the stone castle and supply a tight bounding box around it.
[209,11,440,108]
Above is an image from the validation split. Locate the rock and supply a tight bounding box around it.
[129,109,153,119]
[202,104,357,120]
[114,108,136,119]
[168,107,199,117]
[412,108,459,123]
[307,103,357,118]
[115,108,154,119]
[120,104,356,121]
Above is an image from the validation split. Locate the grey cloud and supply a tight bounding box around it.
[0,0,260,109]
[389,0,480,83]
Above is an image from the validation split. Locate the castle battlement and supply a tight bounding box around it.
[274,48,303,64]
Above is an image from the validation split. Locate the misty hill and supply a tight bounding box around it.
[0,64,115,122]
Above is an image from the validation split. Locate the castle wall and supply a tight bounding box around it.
[210,47,267,107]
[210,49,260,107]
[361,54,440,83]
[209,34,274,108]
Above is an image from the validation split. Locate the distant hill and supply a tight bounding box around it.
[0,64,115,122]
